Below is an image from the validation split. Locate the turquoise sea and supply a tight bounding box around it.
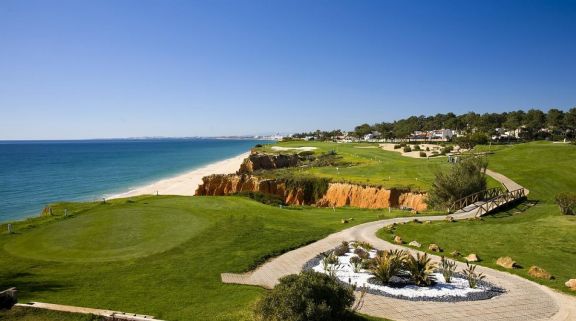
[0,139,263,222]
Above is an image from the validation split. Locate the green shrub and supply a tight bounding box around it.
[236,191,284,206]
[403,146,412,153]
[333,244,349,256]
[426,147,430,151]
[419,151,427,157]
[393,144,402,149]
[413,145,421,151]
[405,253,436,286]
[555,192,576,215]
[254,271,355,321]
[0,288,17,309]
[284,177,331,203]
[370,249,407,285]
[427,157,488,209]
[255,144,263,148]
[353,248,369,260]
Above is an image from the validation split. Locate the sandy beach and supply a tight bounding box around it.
[109,152,249,199]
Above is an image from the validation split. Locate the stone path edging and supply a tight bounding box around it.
[221,170,576,321]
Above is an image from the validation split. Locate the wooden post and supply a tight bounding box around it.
[7,224,13,234]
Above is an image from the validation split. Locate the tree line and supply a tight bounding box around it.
[292,108,576,141]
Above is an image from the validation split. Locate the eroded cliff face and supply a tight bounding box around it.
[196,175,427,211]
[238,153,300,174]
[316,183,427,211]
[195,174,306,205]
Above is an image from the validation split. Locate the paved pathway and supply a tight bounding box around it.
[221,170,576,321]
[14,302,163,321]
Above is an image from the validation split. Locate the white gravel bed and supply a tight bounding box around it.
[303,243,505,302]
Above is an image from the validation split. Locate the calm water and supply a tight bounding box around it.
[0,139,263,222]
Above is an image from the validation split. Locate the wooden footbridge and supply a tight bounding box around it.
[449,186,527,217]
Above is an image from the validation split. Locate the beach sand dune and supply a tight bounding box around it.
[109,152,249,199]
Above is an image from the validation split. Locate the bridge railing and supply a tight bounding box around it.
[475,188,526,217]
[448,187,504,213]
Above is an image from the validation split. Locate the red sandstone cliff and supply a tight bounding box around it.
[238,153,300,174]
[196,174,427,211]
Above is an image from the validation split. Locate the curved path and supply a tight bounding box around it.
[222,170,575,321]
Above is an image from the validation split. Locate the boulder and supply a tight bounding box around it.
[528,266,553,280]
[408,241,421,248]
[394,235,403,244]
[450,251,462,257]
[565,279,576,290]
[445,215,455,222]
[496,256,519,269]
[428,243,442,252]
[465,253,479,262]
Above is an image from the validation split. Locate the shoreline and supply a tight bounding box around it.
[108,152,249,199]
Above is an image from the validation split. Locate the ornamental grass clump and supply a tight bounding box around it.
[349,256,362,273]
[463,262,486,288]
[440,256,457,283]
[405,252,437,286]
[370,249,407,285]
[353,248,369,260]
[555,192,576,215]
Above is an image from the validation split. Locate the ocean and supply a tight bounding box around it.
[0,139,263,222]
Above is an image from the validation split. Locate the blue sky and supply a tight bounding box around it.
[1,0,575,139]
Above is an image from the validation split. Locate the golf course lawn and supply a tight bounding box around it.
[255,140,501,192]
[385,141,576,295]
[1,196,397,321]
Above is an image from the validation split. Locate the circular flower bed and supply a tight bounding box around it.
[302,241,505,302]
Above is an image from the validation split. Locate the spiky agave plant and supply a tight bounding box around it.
[463,262,486,288]
[370,249,407,285]
[405,252,437,286]
[440,256,457,283]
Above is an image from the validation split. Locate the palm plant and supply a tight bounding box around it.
[349,256,362,273]
[370,249,407,285]
[463,262,486,288]
[440,256,457,283]
[405,253,437,286]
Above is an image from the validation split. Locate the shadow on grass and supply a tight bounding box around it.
[0,272,68,298]
[487,199,539,218]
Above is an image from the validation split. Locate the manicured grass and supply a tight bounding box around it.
[385,142,576,295]
[256,141,448,191]
[0,307,103,321]
[1,196,400,321]
[256,140,500,192]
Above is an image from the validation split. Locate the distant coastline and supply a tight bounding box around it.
[0,139,265,222]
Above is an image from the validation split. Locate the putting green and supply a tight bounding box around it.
[4,204,207,262]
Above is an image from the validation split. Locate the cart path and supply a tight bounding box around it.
[222,170,576,321]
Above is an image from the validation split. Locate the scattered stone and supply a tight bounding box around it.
[496,256,519,269]
[565,279,576,290]
[528,266,553,280]
[429,243,442,252]
[408,241,421,248]
[465,253,479,262]
[341,219,349,224]
[450,251,462,257]
[394,236,403,244]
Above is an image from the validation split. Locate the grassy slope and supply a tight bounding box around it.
[1,196,399,321]
[384,142,576,295]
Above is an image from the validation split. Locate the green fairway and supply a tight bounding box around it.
[1,196,398,321]
[256,141,449,191]
[385,142,576,295]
